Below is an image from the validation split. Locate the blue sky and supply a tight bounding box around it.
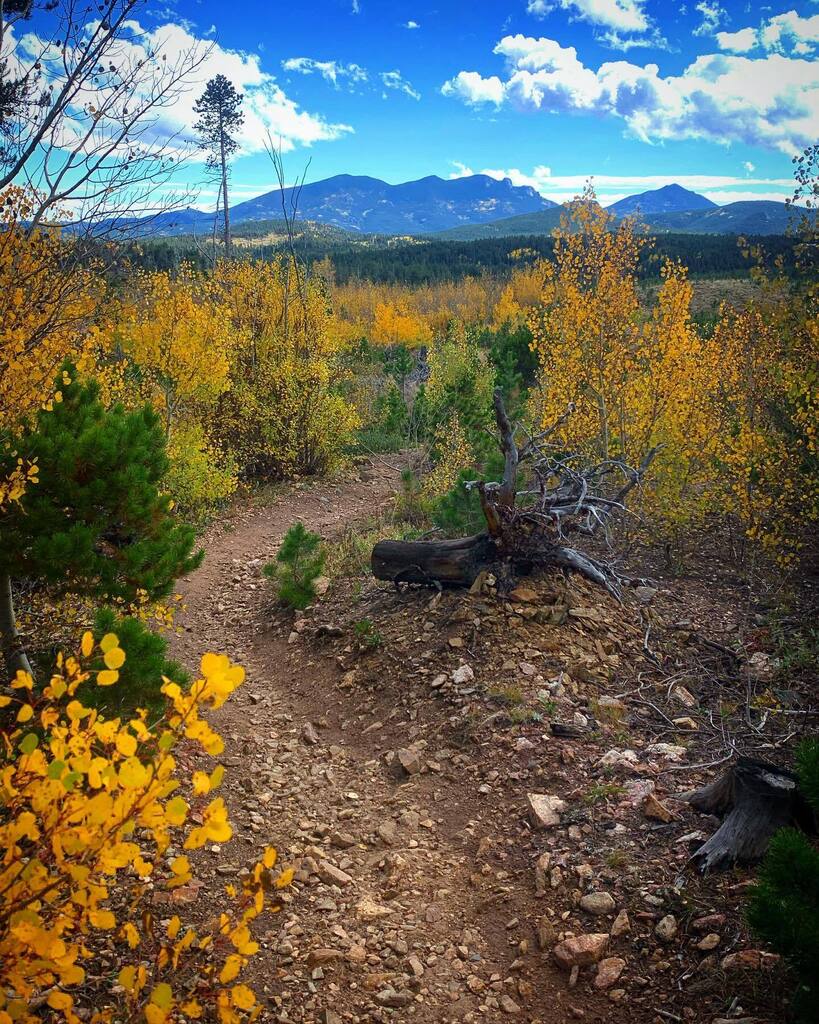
[70,1,819,206]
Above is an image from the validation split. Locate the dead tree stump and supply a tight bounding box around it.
[683,757,816,873]
[371,534,496,587]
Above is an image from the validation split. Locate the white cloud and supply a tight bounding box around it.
[527,0,649,33]
[405,20,420,29]
[693,1,727,37]
[715,27,759,52]
[441,32,819,154]
[380,69,421,100]
[743,160,755,173]
[282,57,368,88]
[12,20,353,158]
[442,70,505,105]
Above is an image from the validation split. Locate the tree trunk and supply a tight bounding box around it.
[0,573,34,681]
[372,534,496,587]
[682,757,816,873]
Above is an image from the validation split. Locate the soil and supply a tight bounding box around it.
[165,457,806,1024]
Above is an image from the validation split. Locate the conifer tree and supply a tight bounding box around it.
[747,739,819,1022]
[193,74,244,255]
[0,364,202,677]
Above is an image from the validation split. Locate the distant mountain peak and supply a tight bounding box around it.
[607,183,716,217]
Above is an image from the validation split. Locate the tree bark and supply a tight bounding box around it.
[682,757,816,873]
[0,573,34,681]
[372,534,496,587]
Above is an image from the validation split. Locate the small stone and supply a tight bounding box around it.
[594,957,626,990]
[527,792,566,829]
[452,664,475,685]
[396,747,423,775]
[537,916,556,949]
[307,948,343,966]
[519,661,537,677]
[580,892,615,916]
[610,910,631,937]
[430,673,447,689]
[407,955,425,977]
[553,933,610,970]
[500,995,521,1014]
[697,933,721,951]
[510,586,539,603]
[721,949,780,971]
[449,636,465,648]
[673,717,698,730]
[319,1012,341,1024]
[301,722,320,745]
[598,748,639,768]
[646,743,687,761]
[377,820,398,845]
[355,896,392,921]
[317,861,353,887]
[634,586,658,605]
[643,793,676,822]
[374,987,412,1008]
[655,915,678,942]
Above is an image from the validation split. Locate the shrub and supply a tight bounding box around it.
[264,522,326,610]
[0,633,293,1023]
[430,450,506,536]
[747,739,819,1022]
[78,607,189,715]
[165,421,238,516]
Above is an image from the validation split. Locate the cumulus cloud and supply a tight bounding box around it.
[717,10,819,56]
[282,56,368,88]
[12,19,353,157]
[527,0,649,33]
[441,32,819,154]
[405,20,420,29]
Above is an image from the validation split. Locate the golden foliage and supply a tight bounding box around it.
[0,636,291,1023]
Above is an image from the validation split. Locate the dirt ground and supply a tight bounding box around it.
[166,457,805,1024]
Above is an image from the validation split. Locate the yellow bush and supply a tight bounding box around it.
[0,635,292,1023]
[165,422,238,514]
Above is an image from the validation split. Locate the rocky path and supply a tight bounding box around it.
[168,461,594,1024]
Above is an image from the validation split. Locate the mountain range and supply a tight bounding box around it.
[123,175,802,240]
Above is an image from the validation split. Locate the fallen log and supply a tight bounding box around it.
[372,533,495,587]
[371,388,659,596]
[683,757,816,873]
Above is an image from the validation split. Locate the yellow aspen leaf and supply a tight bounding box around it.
[115,732,137,757]
[164,796,188,825]
[47,993,73,1011]
[150,983,174,1010]
[209,764,225,789]
[100,633,119,654]
[180,1001,203,1018]
[16,704,33,723]
[167,916,181,939]
[230,985,256,1010]
[89,909,116,929]
[170,855,191,875]
[192,771,211,795]
[219,954,242,984]
[103,646,126,670]
[0,695,10,707]
[97,669,119,687]
[81,631,94,657]
[275,867,295,889]
[262,847,278,869]
[121,922,140,949]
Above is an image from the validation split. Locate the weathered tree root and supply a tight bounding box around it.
[372,388,656,597]
[682,757,817,873]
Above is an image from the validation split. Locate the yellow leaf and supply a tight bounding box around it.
[151,983,174,1010]
[121,922,140,949]
[118,965,137,992]
[116,732,137,757]
[219,954,242,984]
[167,915,181,939]
[104,646,126,670]
[81,631,94,657]
[16,704,33,723]
[170,855,190,876]
[165,796,188,826]
[97,669,119,687]
[275,867,295,889]
[47,993,73,1011]
[262,847,278,869]
[230,985,256,1011]
[100,632,119,653]
[89,909,116,929]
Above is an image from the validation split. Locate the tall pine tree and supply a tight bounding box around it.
[193,75,244,255]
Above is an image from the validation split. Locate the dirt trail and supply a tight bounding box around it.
[168,461,599,1024]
